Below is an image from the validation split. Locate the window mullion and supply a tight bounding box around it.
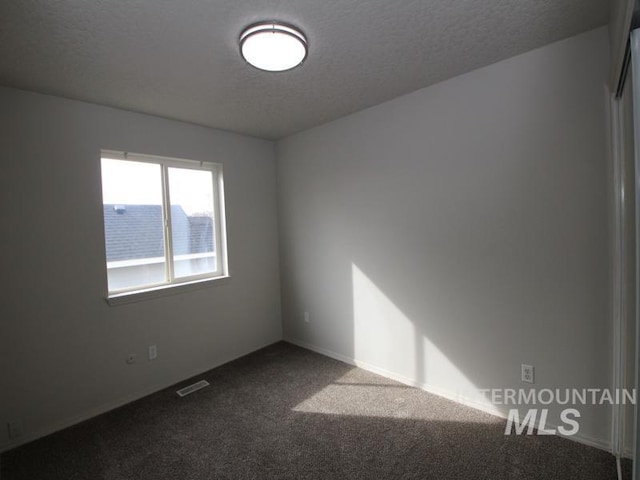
[161,164,175,282]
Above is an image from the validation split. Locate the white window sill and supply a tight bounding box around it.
[106,275,230,306]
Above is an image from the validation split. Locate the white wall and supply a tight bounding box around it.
[0,87,282,451]
[277,27,612,447]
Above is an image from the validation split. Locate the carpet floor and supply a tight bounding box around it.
[0,342,624,479]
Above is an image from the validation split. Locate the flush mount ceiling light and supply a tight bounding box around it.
[240,22,307,72]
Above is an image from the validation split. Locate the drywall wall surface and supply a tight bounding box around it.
[277,27,612,447]
[0,87,281,451]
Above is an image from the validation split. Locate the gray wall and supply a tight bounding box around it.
[0,87,282,451]
[277,27,612,446]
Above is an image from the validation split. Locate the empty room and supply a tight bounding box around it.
[1,0,639,479]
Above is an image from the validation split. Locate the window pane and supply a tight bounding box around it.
[168,167,216,278]
[101,158,166,291]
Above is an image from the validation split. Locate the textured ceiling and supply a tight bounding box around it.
[0,1,609,139]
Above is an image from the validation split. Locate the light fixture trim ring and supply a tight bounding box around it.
[239,21,308,72]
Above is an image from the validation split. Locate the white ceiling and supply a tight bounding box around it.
[0,1,609,139]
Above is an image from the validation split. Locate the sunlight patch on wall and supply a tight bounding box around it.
[352,263,417,379]
[351,263,485,409]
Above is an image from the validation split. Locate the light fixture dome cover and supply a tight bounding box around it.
[240,22,308,72]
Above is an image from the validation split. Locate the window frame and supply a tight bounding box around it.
[100,150,229,304]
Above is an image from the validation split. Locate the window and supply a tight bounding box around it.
[100,150,227,299]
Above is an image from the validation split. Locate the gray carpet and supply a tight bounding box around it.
[0,342,622,479]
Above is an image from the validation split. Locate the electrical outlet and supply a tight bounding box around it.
[148,345,157,360]
[126,354,137,365]
[7,419,23,439]
[304,312,310,323]
[521,364,534,384]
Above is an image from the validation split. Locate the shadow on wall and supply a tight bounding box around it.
[347,258,609,438]
[351,263,486,409]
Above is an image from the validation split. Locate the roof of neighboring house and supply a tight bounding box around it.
[103,204,214,262]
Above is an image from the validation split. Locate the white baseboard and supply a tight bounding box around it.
[285,337,612,454]
[0,340,278,454]
[2,338,613,455]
